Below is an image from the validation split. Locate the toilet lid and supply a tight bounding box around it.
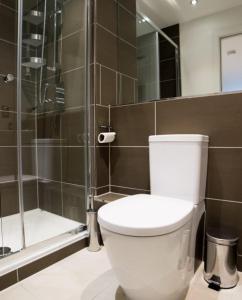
[98,194,193,237]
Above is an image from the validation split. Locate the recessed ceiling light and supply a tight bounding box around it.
[191,0,198,6]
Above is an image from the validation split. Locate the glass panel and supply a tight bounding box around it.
[0,0,23,258]
[21,0,88,247]
[136,14,160,102]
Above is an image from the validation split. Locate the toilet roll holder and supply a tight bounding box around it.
[99,124,113,132]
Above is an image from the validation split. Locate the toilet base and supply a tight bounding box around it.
[101,221,193,300]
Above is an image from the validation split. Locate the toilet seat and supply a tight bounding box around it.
[98,194,193,237]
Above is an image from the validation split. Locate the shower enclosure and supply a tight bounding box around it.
[0,0,90,260]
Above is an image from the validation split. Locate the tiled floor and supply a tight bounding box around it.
[0,247,241,300]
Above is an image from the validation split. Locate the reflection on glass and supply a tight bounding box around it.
[221,34,242,93]
[136,12,180,103]
[136,14,160,102]
[20,0,87,249]
[137,0,242,101]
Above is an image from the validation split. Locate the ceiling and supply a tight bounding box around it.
[136,0,242,28]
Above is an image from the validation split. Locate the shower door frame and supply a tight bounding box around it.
[15,0,92,253]
[16,0,26,251]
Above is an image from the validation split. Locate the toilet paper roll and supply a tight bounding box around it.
[98,132,116,144]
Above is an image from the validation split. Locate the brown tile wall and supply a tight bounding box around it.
[0,0,86,291]
[109,92,242,271]
[0,2,38,217]
[1,0,87,220]
[36,0,87,224]
[92,0,137,195]
[0,2,18,218]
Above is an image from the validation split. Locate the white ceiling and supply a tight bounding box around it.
[137,0,242,28]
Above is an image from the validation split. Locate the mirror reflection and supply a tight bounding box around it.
[136,0,242,102]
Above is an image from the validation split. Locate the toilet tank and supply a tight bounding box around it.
[149,135,209,204]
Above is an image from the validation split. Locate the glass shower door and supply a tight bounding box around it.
[18,0,89,248]
[0,0,23,258]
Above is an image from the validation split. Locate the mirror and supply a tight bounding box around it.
[136,0,242,102]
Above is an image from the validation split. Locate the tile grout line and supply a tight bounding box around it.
[95,184,110,190]
[0,3,17,12]
[44,65,85,81]
[133,76,136,103]
[209,147,242,149]
[110,145,148,148]
[96,103,109,108]
[99,64,102,105]
[21,145,87,148]
[95,22,136,49]
[206,197,242,205]
[110,100,158,109]
[113,0,136,18]
[60,117,64,216]
[95,62,137,81]
[61,28,85,42]
[38,177,86,189]
[109,105,111,192]
[107,90,242,109]
[111,184,150,192]
[116,71,118,105]
[0,37,16,46]
[154,102,157,135]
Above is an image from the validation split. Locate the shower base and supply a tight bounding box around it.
[0,209,88,278]
[1,208,82,253]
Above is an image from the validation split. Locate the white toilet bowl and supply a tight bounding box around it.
[98,194,197,300]
[98,134,209,300]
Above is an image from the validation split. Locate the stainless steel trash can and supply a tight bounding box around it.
[204,228,239,289]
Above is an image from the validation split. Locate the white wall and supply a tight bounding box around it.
[180,6,242,96]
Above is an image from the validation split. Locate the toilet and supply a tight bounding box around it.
[98,134,209,300]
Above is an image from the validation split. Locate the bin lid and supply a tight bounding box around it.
[207,228,239,246]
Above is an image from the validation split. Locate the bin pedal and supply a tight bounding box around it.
[208,275,221,291]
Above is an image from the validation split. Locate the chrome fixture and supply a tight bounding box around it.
[87,207,101,252]
[43,83,65,104]
[191,0,199,6]
[204,230,239,289]
[22,57,46,69]
[46,0,62,73]
[0,73,14,83]
[99,124,113,132]
[0,247,12,258]
[23,10,44,25]
[22,33,46,47]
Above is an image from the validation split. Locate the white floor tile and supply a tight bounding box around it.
[80,269,118,300]
[0,285,37,300]
[20,259,87,300]
[0,247,242,300]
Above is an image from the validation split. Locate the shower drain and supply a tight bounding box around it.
[0,247,12,258]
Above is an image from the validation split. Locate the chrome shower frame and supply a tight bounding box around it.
[84,0,102,251]
[16,0,26,249]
